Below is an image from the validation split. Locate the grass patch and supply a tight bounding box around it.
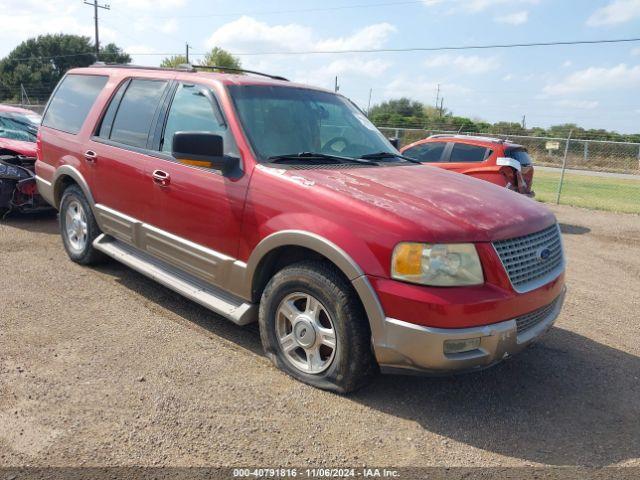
[534,170,640,214]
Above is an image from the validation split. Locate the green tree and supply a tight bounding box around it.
[198,47,242,70]
[160,54,188,68]
[0,34,129,102]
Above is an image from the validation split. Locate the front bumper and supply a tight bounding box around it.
[376,287,565,374]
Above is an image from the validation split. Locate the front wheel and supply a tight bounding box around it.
[259,261,377,393]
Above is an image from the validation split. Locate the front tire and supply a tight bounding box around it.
[59,185,104,265]
[259,261,377,393]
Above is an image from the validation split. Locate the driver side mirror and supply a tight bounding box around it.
[172,132,239,176]
[388,137,400,149]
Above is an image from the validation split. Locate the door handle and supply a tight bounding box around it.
[152,169,170,187]
[84,150,97,163]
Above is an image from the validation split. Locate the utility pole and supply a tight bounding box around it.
[334,76,339,93]
[439,97,444,117]
[522,114,526,129]
[84,0,111,60]
[185,42,191,63]
[435,84,440,109]
[366,88,372,116]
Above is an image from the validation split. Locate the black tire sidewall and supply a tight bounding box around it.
[259,262,375,393]
[59,186,102,264]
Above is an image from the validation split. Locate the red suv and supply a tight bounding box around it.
[401,134,535,196]
[36,65,565,392]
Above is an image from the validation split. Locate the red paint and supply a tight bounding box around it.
[37,67,564,330]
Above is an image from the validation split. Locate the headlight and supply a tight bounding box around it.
[391,242,483,286]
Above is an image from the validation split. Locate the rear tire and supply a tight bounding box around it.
[259,260,378,393]
[59,185,104,265]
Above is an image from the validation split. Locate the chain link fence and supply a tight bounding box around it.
[379,127,640,214]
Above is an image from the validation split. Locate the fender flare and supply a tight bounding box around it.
[52,165,97,214]
[243,230,386,348]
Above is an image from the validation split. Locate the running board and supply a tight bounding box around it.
[93,234,257,326]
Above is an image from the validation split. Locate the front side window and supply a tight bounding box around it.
[42,74,108,134]
[228,85,394,161]
[403,142,446,162]
[110,79,168,148]
[449,143,490,163]
[161,84,226,153]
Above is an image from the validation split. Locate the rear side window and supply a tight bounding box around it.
[109,79,168,148]
[403,142,446,162]
[506,148,532,166]
[42,75,108,134]
[450,143,489,163]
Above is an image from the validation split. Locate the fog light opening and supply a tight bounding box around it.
[443,337,481,354]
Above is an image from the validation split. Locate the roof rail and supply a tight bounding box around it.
[428,133,506,144]
[89,62,289,81]
[188,64,289,81]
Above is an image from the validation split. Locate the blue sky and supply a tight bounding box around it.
[2,0,640,132]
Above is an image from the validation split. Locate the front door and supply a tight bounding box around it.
[143,82,249,287]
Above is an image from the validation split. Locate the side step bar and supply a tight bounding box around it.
[93,234,257,326]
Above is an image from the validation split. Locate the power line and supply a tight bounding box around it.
[4,36,640,63]
[214,37,640,56]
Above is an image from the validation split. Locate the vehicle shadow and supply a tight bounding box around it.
[559,223,591,235]
[92,261,264,356]
[0,210,58,234]
[90,262,640,467]
[352,327,640,467]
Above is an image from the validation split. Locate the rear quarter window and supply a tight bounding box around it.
[42,74,108,134]
[506,148,533,166]
[450,143,490,163]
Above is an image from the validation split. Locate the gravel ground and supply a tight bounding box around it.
[0,205,639,469]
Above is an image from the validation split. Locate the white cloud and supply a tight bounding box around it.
[562,60,573,68]
[206,18,397,54]
[503,74,514,81]
[381,76,471,103]
[556,99,600,110]
[422,0,538,14]
[315,23,396,51]
[632,47,640,56]
[586,0,640,26]
[206,16,314,52]
[424,54,499,74]
[544,64,640,94]
[495,10,529,25]
[323,58,391,77]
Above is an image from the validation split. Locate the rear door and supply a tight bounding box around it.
[443,142,492,173]
[142,81,249,285]
[87,77,171,233]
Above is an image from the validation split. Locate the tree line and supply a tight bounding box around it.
[369,98,640,143]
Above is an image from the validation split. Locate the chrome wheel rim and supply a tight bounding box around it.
[65,200,88,253]
[275,292,337,374]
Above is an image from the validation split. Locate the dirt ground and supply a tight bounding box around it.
[1,204,639,469]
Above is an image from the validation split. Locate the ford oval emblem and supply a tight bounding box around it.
[537,247,552,261]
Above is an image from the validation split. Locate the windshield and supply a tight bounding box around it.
[0,112,41,142]
[228,85,396,162]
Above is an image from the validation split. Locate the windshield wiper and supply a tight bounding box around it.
[267,152,378,166]
[359,152,421,164]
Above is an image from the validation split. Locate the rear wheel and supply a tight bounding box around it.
[59,185,104,265]
[259,261,377,393]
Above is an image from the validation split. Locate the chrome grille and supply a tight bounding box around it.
[515,295,561,334]
[493,224,564,292]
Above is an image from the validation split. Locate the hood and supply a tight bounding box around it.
[277,164,555,243]
[0,138,37,157]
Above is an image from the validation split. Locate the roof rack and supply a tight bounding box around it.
[89,62,289,81]
[428,133,506,144]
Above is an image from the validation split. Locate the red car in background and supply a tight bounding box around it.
[0,104,50,214]
[400,134,535,196]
